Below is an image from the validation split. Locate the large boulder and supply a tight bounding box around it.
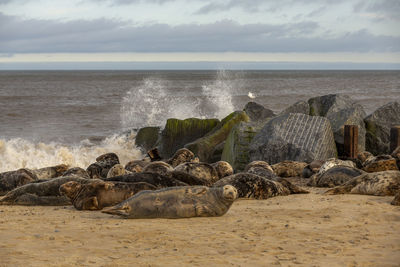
[249,113,337,164]
[279,101,309,116]
[221,121,265,171]
[135,127,160,152]
[185,111,250,162]
[308,94,358,117]
[243,102,275,122]
[158,118,219,158]
[364,102,400,155]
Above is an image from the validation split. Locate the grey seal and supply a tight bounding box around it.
[103,172,188,188]
[0,169,38,195]
[307,166,365,187]
[174,162,218,185]
[102,185,238,219]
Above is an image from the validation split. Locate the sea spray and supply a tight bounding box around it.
[0,134,143,173]
[120,70,242,130]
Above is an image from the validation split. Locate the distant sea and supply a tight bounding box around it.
[0,70,399,172]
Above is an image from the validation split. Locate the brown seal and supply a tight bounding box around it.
[60,179,156,210]
[102,185,237,219]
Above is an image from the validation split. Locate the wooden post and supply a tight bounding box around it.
[147,148,162,161]
[390,126,400,153]
[344,125,358,159]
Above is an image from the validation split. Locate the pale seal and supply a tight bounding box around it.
[60,179,156,210]
[107,164,131,178]
[0,169,38,196]
[174,162,218,185]
[0,176,90,205]
[102,185,238,219]
[325,170,400,196]
[212,173,308,199]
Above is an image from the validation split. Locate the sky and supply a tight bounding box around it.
[0,0,399,69]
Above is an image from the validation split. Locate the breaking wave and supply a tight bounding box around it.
[121,70,240,129]
[0,134,143,173]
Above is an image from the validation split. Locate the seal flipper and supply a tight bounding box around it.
[102,202,131,217]
[82,196,99,210]
[277,178,309,194]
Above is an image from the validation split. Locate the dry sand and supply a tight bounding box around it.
[1,183,399,267]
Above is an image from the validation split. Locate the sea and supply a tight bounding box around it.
[0,70,399,172]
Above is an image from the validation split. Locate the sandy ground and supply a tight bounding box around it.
[1,183,399,267]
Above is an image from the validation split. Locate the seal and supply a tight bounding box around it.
[0,169,38,196]
[142,161,174,175]
[307,166,365,187]
[61,167,90,179]
[317,158,356,177]
[125,159,150,173]
[302,160,325,178]
[212,173,308,199]
[211,161,234,179]
[362,155,399,173]
[166,148,195,168]
[86,152,120,179]
[357,151,374,165]
[107,164,131,178]
[102,185,238,219]
[174,162,219,184]
[325,170,400,196]
[244,161,273,173]
[244,161,278,181]
[391,191,400,206]
[103,172,188,188]
[271,161,307,177]
[31,164,69,180]
[60,179,156,210]
[0,176,90,205]
[168,170,209,186]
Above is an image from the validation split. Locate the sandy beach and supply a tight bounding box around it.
[1,181,399,267]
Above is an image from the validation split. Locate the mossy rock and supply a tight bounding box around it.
[185,111,250,162]
[158,118,220,158]
[135,127,160,152]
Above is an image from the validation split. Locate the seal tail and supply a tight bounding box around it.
[101,203,130,217]
[278,178,309,194]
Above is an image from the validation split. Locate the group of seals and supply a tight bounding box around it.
[102,185,238,219]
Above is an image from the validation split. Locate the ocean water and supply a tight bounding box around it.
[0,70,399,172]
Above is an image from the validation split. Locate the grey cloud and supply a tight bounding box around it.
[0,13,398,53]
[354,0,400,21]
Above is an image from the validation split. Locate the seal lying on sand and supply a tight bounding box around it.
[62,167,90,179]
[0,169,38,195]
[174,162,219,185]
[0,176,90,205]
[103,172,187,188]
[102,185,237,219]
[166,148,196,168]
[142,161,174,175]
[87,153,120,179]
[107,164,131,178]
[212,173,308,199]
[325,170,400,196]
[391,191,400,206]
[211,161,234,179]
[60,180,156,210]
[307,166,365,187]
[125,159,149,173]
[271,161,307,177]
[244,161,278,181]
[31,164,69,180]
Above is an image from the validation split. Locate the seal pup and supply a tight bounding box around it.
[271,161,307,177]
[213,173,297,199]
[102,185,237,219]
[31,164,69,180]
[103,172,188,188]
[174,162,219,184]
[325,170,400,196]
[86,153,120,179]
[391,191,400,206]
[307,166,365,187]
[211,161,234,179]
[142,161,174,175]
[107,164,131,178]
[0,176,90,205]
[166,148,195,168]
[60,179,156,210]
[0,169,38,196]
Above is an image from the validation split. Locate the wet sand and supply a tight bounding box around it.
[1,186,399,266]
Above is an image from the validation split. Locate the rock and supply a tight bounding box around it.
[249,113,337,164]
[279,101,309,115]
[364,102,400,155]
[362,155,399,172]
[209,141,225,163]
[243,102,275,122]
[326,105,367,155]
[185,111,250,162]
[308,166,365,187]
[308,94,358,117]
[135,127,160,151]
[221,121,264,171]
[271,161,308,177]
[158,118,219,158]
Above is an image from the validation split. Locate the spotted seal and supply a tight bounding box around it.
[103,172,187,188]
[362,155,399,173]
[244,161,278,181]
[271,161,307,177]
[174,162,219,185]
[142,161,174,175]
[317,158,356,176]
[125,159,150,173]
[60,179,156,210]
[211,161,234,179]
[325,170,400,196]
[107,164,131,178]
[166,148,195,168]
[0,169,38,195]
[307,166,365,187]
[0,176,90,205]
[86,153,120,179]
[212,173,308,199]
[102,185,237,219]
[31,164,69,180]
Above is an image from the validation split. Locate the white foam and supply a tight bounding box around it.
[120,70,240,129]
[0,134,143,173]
